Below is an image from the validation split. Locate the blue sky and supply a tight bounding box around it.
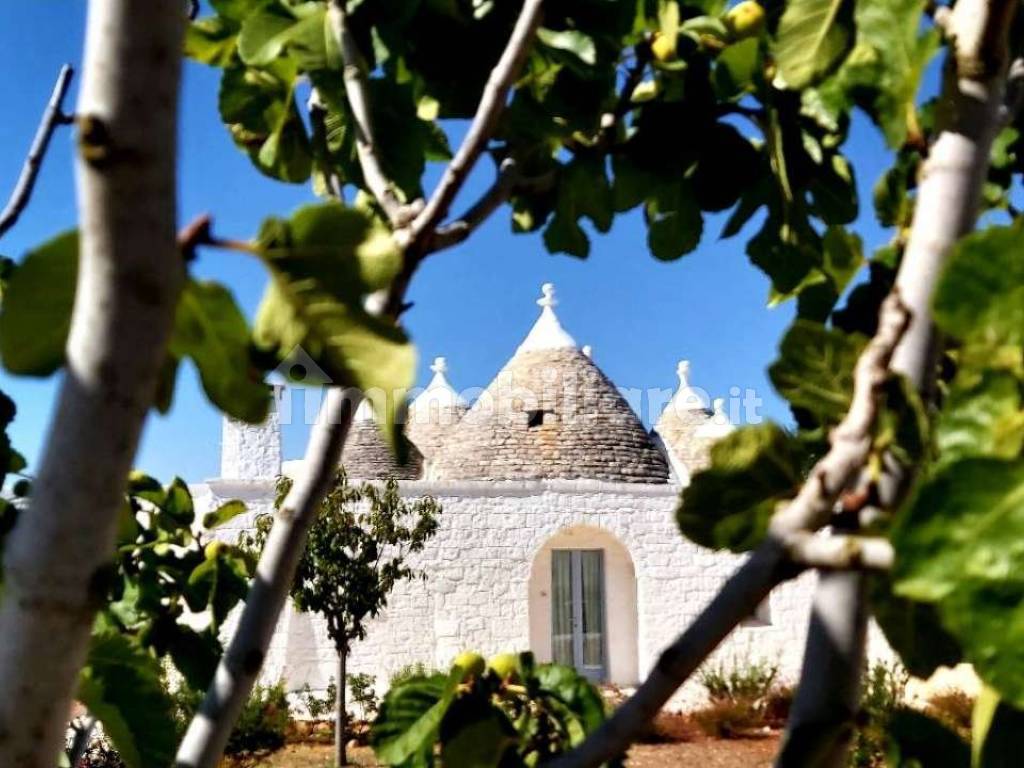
[0,2,901,483]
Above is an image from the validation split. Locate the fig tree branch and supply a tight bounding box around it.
[0,4,186,765]
[174,389,358,768]
[552,288,911,768]
[768,291,910,535]
[430,161,558,253]
[0,64,74,240]
[431,158,520,251]
[776,572,868,768]
[779,2,1017,764]
[176,6,546,740]
[327,0,407,226]
[307,89,344,200]
[890,0,1016,392]
[406,0,545,248]
[783,533,894,571]
[551,540,795,768]
[597,43,650,146]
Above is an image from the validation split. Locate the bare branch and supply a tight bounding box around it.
[177,220,421,765]
[175,389,357,768]
[769,292,911,535]
[556,288,911,768]
[783,532,894,571]
[780,3,1018,765]
[327,0,407,226]
[550,540,796,768]
[407,0,545,247]
[431,159,519,251]
[430,161,559,254]
[0,64,74,240]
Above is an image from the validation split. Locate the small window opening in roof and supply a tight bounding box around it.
[527,409,555,428]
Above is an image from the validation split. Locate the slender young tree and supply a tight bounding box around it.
[246,471,440,767]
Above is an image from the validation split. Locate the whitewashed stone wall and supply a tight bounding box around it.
[191,475,903,709]
[220,412,282,481]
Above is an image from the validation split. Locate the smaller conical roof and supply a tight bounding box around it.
[407,357,469,461]
[654,360,714,479]
[342,399,423,480]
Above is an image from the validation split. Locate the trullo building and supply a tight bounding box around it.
[195,283,860,704]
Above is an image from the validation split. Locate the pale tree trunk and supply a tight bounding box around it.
[777,1,1016,764]
[336,643,348,767]
[0,3,185,767]
[776,572,868,766]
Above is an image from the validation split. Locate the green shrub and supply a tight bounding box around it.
[226,681,290,755]
[372,652,605,766]
[299,679,337,720]
[349,672,378,719]
[170,679,290,756]
[699,657,778,702]
[849,661,909,768]
[692,658,782,738]
[389,662,438,688]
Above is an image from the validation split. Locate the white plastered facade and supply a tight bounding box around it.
[198,283,899,709]
[195,468,903,707]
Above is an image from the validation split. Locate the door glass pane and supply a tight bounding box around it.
[551,550,574,666]
[579,550,605,669]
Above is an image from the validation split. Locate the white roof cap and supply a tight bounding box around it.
[516,283,577,354]
[669,360,708,411]
[410,356,468,411]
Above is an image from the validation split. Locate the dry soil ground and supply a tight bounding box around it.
[239,736,781,768]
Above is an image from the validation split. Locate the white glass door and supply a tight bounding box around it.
[551,549,606,681]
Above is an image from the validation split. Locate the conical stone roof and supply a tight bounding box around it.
[407,357,469,462]
[654,361,731,479]
[430,284,670,484]
[342,400,423,480]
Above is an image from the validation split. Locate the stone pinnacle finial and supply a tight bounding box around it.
[677,360,691,387]
[430,356,448,375]
[516,282,576,353]
[538,282,557,308]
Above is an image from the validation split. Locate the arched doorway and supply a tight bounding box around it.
[528,526,639,685]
